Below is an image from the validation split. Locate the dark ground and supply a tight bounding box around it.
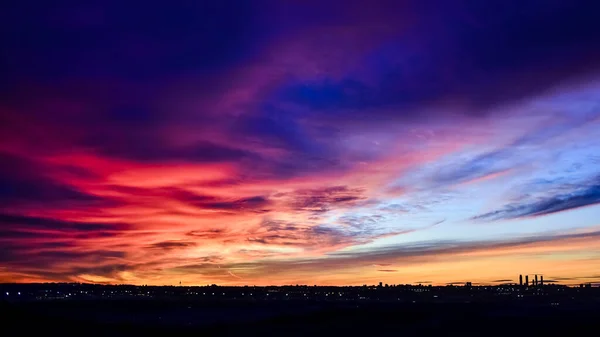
[3,299,599,336]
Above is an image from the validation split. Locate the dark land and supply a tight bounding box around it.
[2,283,600,336]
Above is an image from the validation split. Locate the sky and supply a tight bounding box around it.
[1,0,600,286]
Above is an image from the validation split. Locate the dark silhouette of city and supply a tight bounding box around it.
[2,276,599,336]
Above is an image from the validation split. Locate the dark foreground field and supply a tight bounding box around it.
[3,300,599,336]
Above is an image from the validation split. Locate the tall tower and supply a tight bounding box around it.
[519,275,523,286]
[540,275,544,286]
[525,275,529,286]
[535,275,538,286]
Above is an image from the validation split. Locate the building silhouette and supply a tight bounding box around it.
[519,275,523,286]
[525,275,529,286]
[540,275,544,286]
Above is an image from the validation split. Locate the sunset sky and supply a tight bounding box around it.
[1,0,600,286]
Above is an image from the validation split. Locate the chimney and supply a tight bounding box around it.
[535,275,538,286]
[540,275,544,286]
[525,275,529,286]
[519,275,523,286]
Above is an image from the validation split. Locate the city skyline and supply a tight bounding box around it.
[0,279,600,288]
[3,276,596,306]
[2,1,600,286]
[2,272,591,287]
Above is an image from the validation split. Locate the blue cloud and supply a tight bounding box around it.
[473,179,600,221]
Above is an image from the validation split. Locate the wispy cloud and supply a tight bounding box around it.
[282,186,367,214]
[146,241,197,250]
[473,178,600,221]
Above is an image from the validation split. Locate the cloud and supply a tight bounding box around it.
[338,215,385,232]
[228,270,243,279]
[331,230,600,261]
[201,196,271,213]
[283,186,366,214]
[473,179,600,221]
[378,269,397,272]
[0,212,133,278]
[551,276,578,281]
[246,220,356,249]
[146,241,197,250]
[0,153,114,211]
[71,263,132,280]
[0,213,131,233]
[268,1,600,124]
[398,109,600,192]
[106,186,273,214]
[428,149,514,187]
[181,229,600,279]
[91,139,257,164]
[0,247,127,273]
[549,275,600,282]
[186,229,226,239]
[240,217,413,255]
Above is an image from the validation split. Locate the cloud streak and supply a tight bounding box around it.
[473,178,600,221]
